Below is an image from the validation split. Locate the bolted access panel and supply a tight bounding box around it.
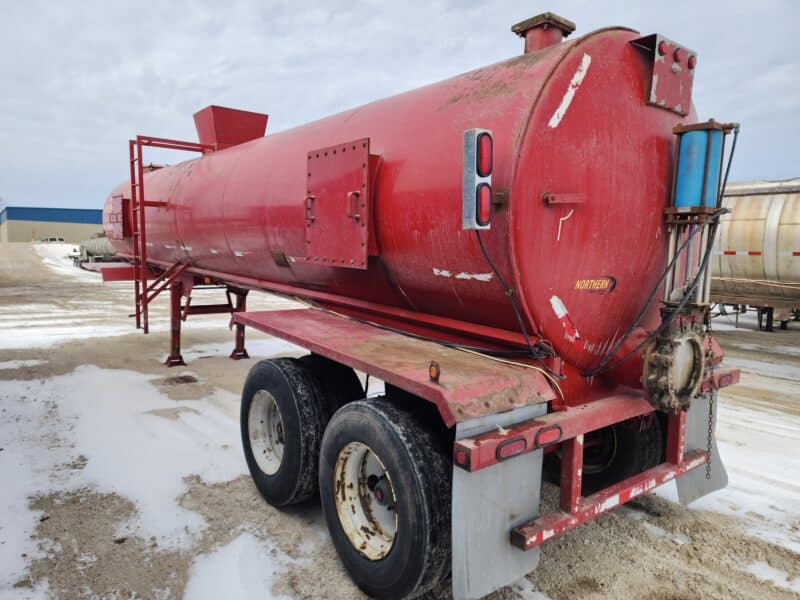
[304,138,371,269]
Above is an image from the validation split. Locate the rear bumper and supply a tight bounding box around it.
[453,368,738,551]
[510,449,706,549]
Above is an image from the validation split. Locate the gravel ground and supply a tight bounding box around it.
[0,242,798,599]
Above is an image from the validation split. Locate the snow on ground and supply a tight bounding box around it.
[0,243,301,351]
[744,560,800,594]
[0,366,257,592]
[32,244,98,281]
[183,533,294,600]
[0,360,46,370]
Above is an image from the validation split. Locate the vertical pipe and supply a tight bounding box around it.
[703,230,714,304]
[696,226,708,304]
[684,224,694,286]
[665,226,677,301]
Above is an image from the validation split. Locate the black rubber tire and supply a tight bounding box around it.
[298,353,363,415]
[319,400,451,599]
[240,358,327,506]
[582,416,663,495]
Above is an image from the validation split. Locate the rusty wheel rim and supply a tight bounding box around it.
[334,441,397,560]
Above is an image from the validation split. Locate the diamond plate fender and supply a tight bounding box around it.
[451,404,546,600]
[676,394,728,504]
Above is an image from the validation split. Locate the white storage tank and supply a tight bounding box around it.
[711,179,800,328]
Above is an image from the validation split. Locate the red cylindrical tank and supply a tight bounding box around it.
[104,26,690,371]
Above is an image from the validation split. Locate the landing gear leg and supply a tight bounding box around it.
[229,288,249,360]
[165,280,186,367]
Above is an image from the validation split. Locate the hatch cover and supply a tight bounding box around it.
[304,138,370,269]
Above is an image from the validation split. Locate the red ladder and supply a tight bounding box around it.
[128,135,214,333]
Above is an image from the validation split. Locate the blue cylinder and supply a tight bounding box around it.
[673,129,724,208]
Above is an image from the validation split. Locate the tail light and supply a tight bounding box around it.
[476,132,493,176]
[462,128,493,230]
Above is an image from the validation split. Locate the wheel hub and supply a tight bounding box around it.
[248,390,285,475]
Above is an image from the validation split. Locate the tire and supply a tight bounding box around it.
[319,400,451,599]
[298,353,363,415]
[543,416,664,495]
[582,416,663,495]
[240,358,327,506]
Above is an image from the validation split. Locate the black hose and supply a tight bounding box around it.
[474,229,563,378]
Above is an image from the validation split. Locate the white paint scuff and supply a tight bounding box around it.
[455,272,493,282]
[432,268,493,282]
[548,53,592,129]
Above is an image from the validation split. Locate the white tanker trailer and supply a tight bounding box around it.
[711,179,800,330]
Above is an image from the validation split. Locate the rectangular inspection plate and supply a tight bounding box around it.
[233,308,556,426]
[304,138,370,269]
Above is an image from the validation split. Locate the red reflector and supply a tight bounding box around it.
[657,40,668,56]
[496,437,527,461]
[534,425,562,448]
[673,47,683,63]
[476,132,492,177]
[688,54,697,69]
[476,183,491,226]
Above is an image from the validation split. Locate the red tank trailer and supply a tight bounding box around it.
[101,12,740,599]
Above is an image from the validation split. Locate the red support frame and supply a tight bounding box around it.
[128,135,213,333]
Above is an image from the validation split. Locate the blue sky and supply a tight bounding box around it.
[0,0,797,208]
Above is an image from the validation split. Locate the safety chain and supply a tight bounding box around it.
[705,315,715,480]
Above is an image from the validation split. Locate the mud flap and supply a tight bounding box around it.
[676,394,728,505]
[451,404,547,600]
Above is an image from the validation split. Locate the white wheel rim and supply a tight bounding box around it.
[334,441,398,560]
[248,390,285,475]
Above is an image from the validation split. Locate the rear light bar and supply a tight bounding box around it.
[462,128,493,230]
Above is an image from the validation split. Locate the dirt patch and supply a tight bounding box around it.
[21,489,189,599]
[527,487,800,600]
